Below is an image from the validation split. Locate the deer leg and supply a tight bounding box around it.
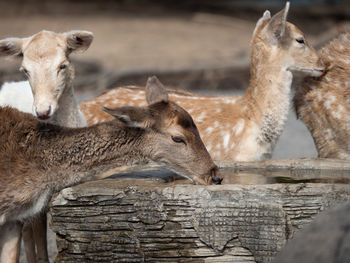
[33,214,49,263]
[0,221,22,263]
[22,223,37,263]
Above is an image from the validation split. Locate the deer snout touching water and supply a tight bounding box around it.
[0,76,222,263]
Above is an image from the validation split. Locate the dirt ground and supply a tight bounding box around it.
[0,1,348,262]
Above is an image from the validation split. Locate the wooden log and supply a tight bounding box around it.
[50,173,350,263]
[219,158,350,171]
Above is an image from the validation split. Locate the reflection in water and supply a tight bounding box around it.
[106,165,350,185]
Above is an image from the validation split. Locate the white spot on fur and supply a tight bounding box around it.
[332,110,341,119]
[332,105,345,119]
[216,108,221,113]
[222,98,236,104]
[213,121,219,128]
[214,151,221,157]
[197,111,206,121]
[232,119,245,136]
[324,95,335,109]
[205,126,214,135]
[171,94,226,101]
[223,133,230,148]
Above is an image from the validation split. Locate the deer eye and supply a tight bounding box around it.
[296,38,305,44]
[172,136,186,145]
[59,63,67,71]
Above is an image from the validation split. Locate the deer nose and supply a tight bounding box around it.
[36,106,51,120]
[211,167,223,185]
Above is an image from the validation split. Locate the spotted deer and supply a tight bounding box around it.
[294,33,350,160]
[0,76,222,263]
[0,30,93,263]
[81,2,325,163]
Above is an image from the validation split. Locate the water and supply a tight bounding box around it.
[107,166,350,185]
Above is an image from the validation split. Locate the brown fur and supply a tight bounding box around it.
[0,30,93,263]
[0,102,215,219]
[0,78,221,261]
[294,33,350,159]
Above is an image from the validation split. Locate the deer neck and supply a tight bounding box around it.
[244,54,293,147]
[37,122,151,191]
[49,83,86,128]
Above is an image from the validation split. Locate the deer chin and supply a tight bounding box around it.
[290,66,325,77]
[164,166,213,185]
[185,171,222,186]
[308,68,325,77]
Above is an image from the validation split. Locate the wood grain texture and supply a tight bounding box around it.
[50,177,350,263]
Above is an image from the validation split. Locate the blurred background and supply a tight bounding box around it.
[0,0,349,262]
[1,0,350,161]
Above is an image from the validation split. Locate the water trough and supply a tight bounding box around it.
[50,158,350,262]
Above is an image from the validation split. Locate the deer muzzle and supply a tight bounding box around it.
[211,167,223,185]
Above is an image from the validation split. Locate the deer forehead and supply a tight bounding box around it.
[22,53,65,73]
[163,110,197,135]
[22,32,67,65]
[286,23,303,38]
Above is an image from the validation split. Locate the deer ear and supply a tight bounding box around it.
[267,2,290,42]
[145,76,169,105]
[253,10,271,36]
[65,30,94,54]
[0,37,24,57]
[102,106,154,128]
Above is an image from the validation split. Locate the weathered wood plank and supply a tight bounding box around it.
[50,177,350,263]
[219,158,350,171]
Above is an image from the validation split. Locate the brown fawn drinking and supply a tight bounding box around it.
[0,77,222,263]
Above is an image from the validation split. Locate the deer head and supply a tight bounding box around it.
[251,2,324,77]
[103,76,223,185]
[0,30,93,120]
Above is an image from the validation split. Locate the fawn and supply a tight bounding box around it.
[80,2,325,163]
[294,33,350,160]
[0,76,222,263]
